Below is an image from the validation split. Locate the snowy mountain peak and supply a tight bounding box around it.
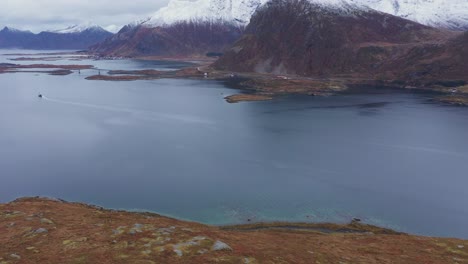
[348,0,468,30]
[141,0,468,30]
[127,17,152,29]
[1,26,32,33]
[47,23,108,34]
[138,0,381,28]
[143,0,269,27]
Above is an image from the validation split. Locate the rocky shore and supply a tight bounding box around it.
[434,85,468,106]
[437,96,468,106]
[83,66,350,103]
[84,65,468,105]
[0,197,467,263]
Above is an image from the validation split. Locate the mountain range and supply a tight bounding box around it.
[0,25,113,50]
[90,0,468,57]
[143,0,468,30]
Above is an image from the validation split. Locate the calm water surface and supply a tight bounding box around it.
[1,51,468,238]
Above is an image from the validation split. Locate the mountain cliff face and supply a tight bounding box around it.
[214,0,467,82]
[0,26,113,50]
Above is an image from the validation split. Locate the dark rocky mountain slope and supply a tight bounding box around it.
[0,27,36,48]
[90,21,243,57]
[214,0,467,84]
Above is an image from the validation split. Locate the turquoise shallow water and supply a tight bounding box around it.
[1,51,468,238]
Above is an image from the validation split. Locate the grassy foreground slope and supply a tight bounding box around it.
[0,197,467,263]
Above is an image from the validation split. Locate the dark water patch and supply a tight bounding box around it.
[261,99,395,114]
[343,84,447,96]
[358,102,390,108]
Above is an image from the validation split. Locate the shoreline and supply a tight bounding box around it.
[85,67,468,105]
[80,56,468,105]
[3,197,402,235]
[1,197,466,263]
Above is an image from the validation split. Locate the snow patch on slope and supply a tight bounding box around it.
[144,0,269,27]
[136,0,468,30]
[1,27,32,33]
[349,0,468,30]
[142,0,365,28]
[48,23,108,34]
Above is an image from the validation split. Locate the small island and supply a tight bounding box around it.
[224,94,273,103]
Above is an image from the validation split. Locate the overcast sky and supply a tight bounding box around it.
[0,0,171,33]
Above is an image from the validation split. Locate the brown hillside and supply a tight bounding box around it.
[90,21,243,57]
[1,197,467,263]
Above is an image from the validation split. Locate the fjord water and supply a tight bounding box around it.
[1,53,468,238]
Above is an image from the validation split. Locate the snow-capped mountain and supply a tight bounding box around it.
[48,24,109,34]
[91,0,468,57]
[139,0,358,28]
[140,0,467,30]
[350,0,468,30]
[91,0,263,56]
[143,0,269,27]
[0,26,33,34]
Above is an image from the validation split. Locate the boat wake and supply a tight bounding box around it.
[41,96,214,125]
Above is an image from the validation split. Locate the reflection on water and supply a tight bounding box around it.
[1,51,468,239]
